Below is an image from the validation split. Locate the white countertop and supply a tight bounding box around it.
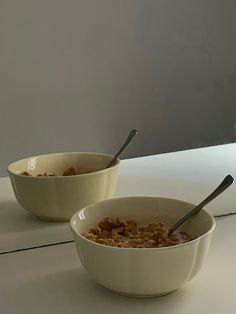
[1,213,236,314]
[1,144,236,313]
[1,143,236,253]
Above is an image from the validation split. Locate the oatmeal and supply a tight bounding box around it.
[83,217,192,248]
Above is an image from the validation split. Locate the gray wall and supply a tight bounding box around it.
[1,0,236,176]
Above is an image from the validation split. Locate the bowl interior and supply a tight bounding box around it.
[8,152,118,176]
[71,197,215,241]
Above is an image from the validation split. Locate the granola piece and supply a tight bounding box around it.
[37,172,55,177]
[63,167,77,176]
[98,218,118,232]
[83,232,97,242]
[21,171,31,176]
[98,230,111,239]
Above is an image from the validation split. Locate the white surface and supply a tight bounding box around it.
[0,143,236,253]
[0,214,236,314]
[1,1,236,177]
[116,143,236,211]
[0,177,72,252]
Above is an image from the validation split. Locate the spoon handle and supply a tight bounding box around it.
[168,174,234,235]
[106,129,138,168]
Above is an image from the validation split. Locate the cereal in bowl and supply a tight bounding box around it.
[83,217,192,248]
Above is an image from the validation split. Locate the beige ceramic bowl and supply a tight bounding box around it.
[70,196,215,297]
[8,152,120,221]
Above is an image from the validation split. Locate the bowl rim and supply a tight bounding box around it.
[70,196,216,251]
[7,151,120,179]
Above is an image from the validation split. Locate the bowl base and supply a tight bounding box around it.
[37,215,69,222]
[110,288,178,298]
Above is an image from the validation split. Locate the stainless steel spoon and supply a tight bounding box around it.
[168,174,234,236]
[106,129,138,168]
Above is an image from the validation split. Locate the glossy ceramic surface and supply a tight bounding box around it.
[71,196,215,297]
[8,152,120,221]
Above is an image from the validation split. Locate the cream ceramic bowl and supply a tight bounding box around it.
[70,196,215,297]
[8,152,120,221]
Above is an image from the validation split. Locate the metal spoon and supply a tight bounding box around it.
[106,129,138,168]
[168,174,234,236]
